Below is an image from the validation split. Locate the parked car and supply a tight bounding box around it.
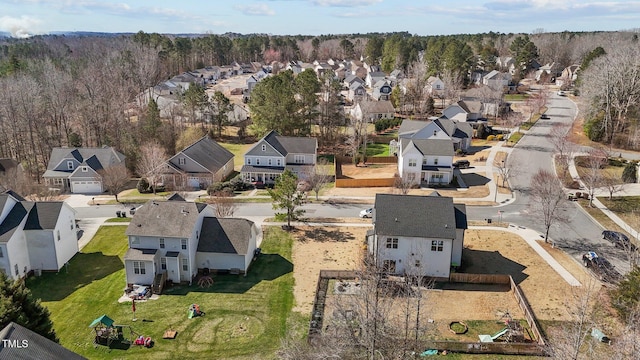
[557,90,566,96]
[359,208,373,218]
[453,160,470,169]
[130,205,143,215]
[582,251,621,283]
[602,230,636,250]
[540,114,550,120]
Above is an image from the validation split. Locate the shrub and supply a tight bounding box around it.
[455,148,464,156]
[496,134,504,141]
[137,178,151,193]
[583,115,605,142]
[229,175,250,192]
[622,162,638,183]
[486,135,496,141]
[207,181,229,195]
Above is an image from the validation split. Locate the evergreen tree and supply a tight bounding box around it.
[268,169,305,229]
[0,273,57,342]
[142,98,162,138]
[180,83,208,125]
[208,91,233,137]
[295,69,321,136]
[249,70,304,137]
[622,162,638,183]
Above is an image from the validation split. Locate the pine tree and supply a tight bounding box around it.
[268,169,305,229]
[0,273,57,342]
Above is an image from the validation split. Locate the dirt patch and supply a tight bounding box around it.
[291,226,366,314]
[340,163,397,179]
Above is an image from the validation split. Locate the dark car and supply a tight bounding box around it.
[582,251,621,283]
[540,114,550,120]
[453,160,470,169]
[602,230,636,250]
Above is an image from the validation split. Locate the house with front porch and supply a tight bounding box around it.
[43,147,126,194]
[0,191,78,280]
[124,200,259,288]
[366,193,467,279]
[397,138,454,186]
[240,131,317,185]
[159,136,234,190]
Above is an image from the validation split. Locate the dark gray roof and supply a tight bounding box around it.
[124,248,158,261]
[0,322,86,360]
[167,193,186,201]
[126,200,209,238]
[240,165,284,174]
[260,130,316,156]
[398,119,430,136]
[198,218,254,255]
[403,139,454,157]
[374,194,462,239]
[0,202,27,243]
[23,202,64,230]
[45,147,125,173]
[454,204,468,230]
[172,137,233,173]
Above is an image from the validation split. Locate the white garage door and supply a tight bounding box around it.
[187,177,200,189]
[71,181,102,194]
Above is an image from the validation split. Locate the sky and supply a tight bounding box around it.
[1,0,640,38]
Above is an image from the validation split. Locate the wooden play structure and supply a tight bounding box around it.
[90,314,138,348]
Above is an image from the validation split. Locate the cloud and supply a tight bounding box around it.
[234,3,276,16]
[0,15,42,38]
[313,0,382,7]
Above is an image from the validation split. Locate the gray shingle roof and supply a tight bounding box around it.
[124,248,158,261]
[126,200,209,238]
[198,218,254,255]
[45,147,125,173]
[169,136,234,173]
[374,194,463,239]
[0,202,27,243]
[398,119,430,136]
[0,322,87,360]
[402,139,454,157]
[255,131,317,156]
[240,165,284,174]
[454,204,468,230]
[24,202,64,230]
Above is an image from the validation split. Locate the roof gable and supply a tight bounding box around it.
[0,322,86,360]
[198,218,254,255]
[24,202,64,230]
[126,200,209,238]
[170,137,234,173]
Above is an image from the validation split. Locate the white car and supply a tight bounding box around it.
[359,208,373,218]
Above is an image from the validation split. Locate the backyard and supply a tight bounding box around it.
[27,226,301,360]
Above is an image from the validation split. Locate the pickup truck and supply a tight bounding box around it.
[582,251,621,283]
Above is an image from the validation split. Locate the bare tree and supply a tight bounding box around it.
[495,157,518,189]
[602,169,624,200]
[549,123,576,182]
[304,159,332,201]
[546,280,600,360]
[394,173,414,195]
[529,169,568,242]
[612,304,640,359]
[206,189,238,217]
[440,69,463,106]
[99,165,130,203]
[580,149,608,207]
[136,141,168,194]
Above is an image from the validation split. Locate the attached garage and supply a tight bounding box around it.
[70,180,102,194]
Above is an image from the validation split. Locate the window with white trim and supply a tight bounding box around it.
[161,258,167,270]
[268,159,272,165]
[422,158,427,165]
[178,157,186,165]
[182,258,189,272]
[431,240,444,252]
[256,158,260,165]
[159,238,165,248]
[385,238,398,249]
[67,161,74,170]
[408,159,417,167]
[294,155,304,164]
[0,247,3,258]
[382,260,396,273]
[81,166,88,172]
[14,264,19,276]
[181,239,187,250]
[277,159,281,166]
[261,144,266,151]
[434,158,438,165]
[133,261,146,274]
[131,236,140,245]
[247,158,251,165]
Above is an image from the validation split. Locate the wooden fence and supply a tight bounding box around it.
[335,178,396,188]
[449,273,511,285]
[308,270,358,342]
[333,154,397,188]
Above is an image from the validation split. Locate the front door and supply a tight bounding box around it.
[166,257,180,283]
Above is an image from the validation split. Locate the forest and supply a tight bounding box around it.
[0,30,638,184]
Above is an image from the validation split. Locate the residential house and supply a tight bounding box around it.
[442,100,484,122]
[347,82,367,102]
[388,69,404,86]
[344,74,364,89]
[426,76,445,97]
[366,71,386,88]
[159,136,234,190]
[124,200,258,286]
[535,62,560,82]
[240,130,317,185]
[0,191,78,280]
[351,100,395,122]
[496,56,516,75]
[556,64,580,87]
[246,75,259,94]
[43,147,126,194]
[0,322,87,360]
[372,80,393,101]
[169,72,201,91]
[366,193,467,278]
[482,70,512,91]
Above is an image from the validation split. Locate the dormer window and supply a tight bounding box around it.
[67,161,74,170]
[247,158,251,165]
[261,144,266,151]
[178,157,186,165]
[81,166,88,172]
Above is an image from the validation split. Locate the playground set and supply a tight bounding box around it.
[478,311,524,343]
[188,304,204,319]
[90,314,153,349]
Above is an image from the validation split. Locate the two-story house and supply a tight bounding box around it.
[159,136,234,190]
[124,200,259,288]
[372,80,392,101]
[366,193,467,279]
[0,191,78,280]
[43,147,126,194]
[240,131,317,185]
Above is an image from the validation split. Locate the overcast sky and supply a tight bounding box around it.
[1,0,640,38]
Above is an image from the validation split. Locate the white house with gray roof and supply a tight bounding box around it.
[0,191,78,280]
[240,130,317,185]
[159,136,234,190]
[366,193,467,279]
[43,147,126,194]
[124,200,258,288]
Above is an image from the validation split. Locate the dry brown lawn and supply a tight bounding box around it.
[340,163,397,179]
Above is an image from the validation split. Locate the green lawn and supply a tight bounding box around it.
[504,94,529,101]
[220,142,253,170]
[362,143,391,157]
[27,226,302,359]
[105,217,131,223]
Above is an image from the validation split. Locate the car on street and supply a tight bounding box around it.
[359,208,373,218]
[557,90,566,96]
[453,160,471,169]
[602,230,636,250]
[540,114,550,120]
[582,251,621,283]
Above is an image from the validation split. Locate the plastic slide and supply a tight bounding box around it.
[491,327,509,340]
